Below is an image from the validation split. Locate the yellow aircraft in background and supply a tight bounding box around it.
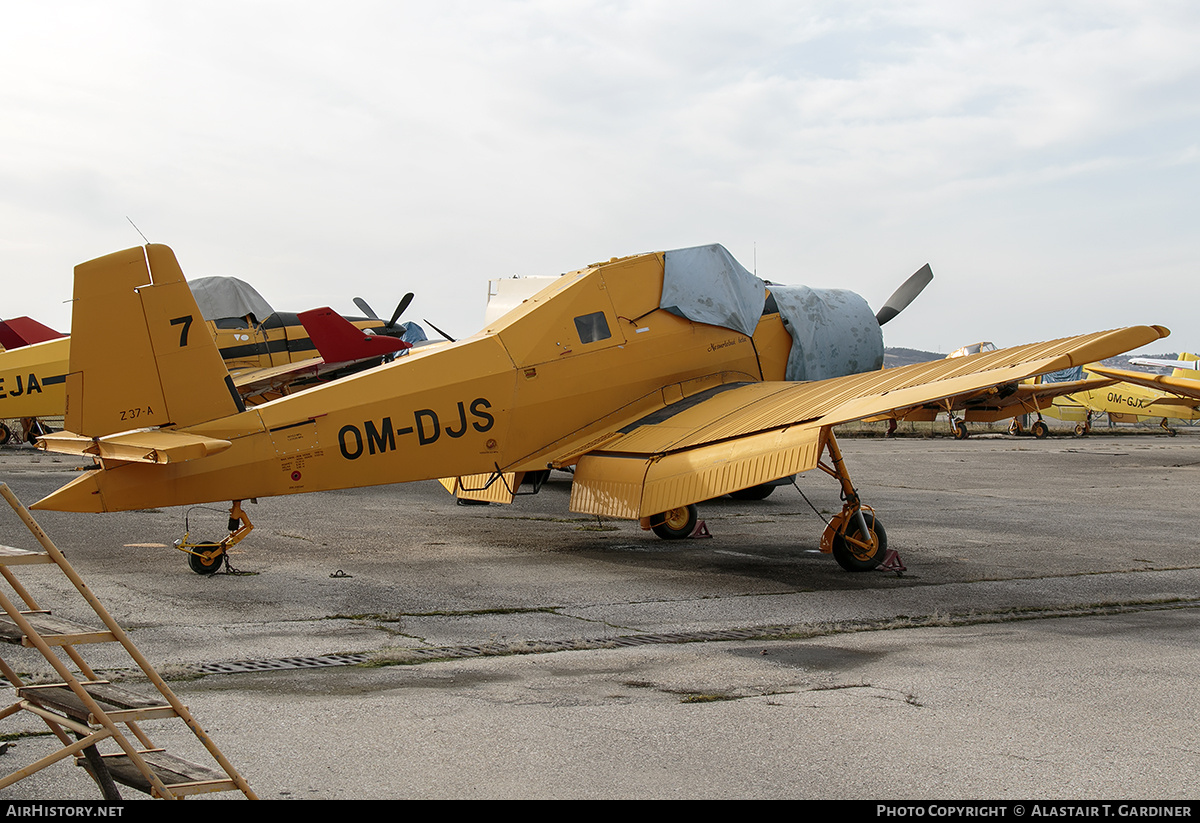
[0,276,414,444]
[0,317,69,445]
[868,342,1118,439]
[1075,353,1200,435]
[32,243,1167,576]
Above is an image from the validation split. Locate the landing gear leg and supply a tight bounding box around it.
[816,431,902,573]
[1160,418,1177,437]
[177,501,254,575]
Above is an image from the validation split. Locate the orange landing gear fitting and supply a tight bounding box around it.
[175,501,254,575]
[816,432,905,574]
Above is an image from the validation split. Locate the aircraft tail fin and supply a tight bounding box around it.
[65,244,245,438]
[0,317,66,349]
[297,307,411,365]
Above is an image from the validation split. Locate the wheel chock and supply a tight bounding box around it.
[689,520,713,539]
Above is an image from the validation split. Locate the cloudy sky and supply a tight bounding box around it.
[2,1,1197,354]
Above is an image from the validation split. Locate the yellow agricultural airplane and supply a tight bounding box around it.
[867,342,1118,439]
[0,277,412,444]
[31,243,1168,576]
[1076,353,1200,434]
[0,317,69,445]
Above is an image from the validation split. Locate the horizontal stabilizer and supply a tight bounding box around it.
[37,429,232,464]
[298,308,411,365]
[0,317,66,349]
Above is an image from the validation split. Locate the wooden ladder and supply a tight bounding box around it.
[0,483,257,800]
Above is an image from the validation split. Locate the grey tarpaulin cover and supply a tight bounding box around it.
[661,244,766,338]
[190,277,276,322]
[1041,366,1085,383]
[660,243,884,382]
[770,285,884,381]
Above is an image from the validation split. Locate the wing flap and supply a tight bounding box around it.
[571,426,824,519]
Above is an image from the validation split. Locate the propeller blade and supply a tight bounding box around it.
[423,318,456,342]
[388,293,414,328]
[876,263,933,326]
[353,297,380,320]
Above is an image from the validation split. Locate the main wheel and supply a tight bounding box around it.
[832,512,887,572]
[1031,420,1049,439]
[0,423,10,446]
[1073,423,1087,437]
[651,504,698,540]
[188,543,225,575]
[953,422,968,440]
[729,483,775,501]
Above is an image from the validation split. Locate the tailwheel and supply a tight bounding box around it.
[187,542,226,575]
[177,500,254,575]
[651,504,699,540]
[831,511,888,572]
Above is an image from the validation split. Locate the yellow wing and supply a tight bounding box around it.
[567,325,1168,520]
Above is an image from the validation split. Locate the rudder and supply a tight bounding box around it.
[66,244,244,437]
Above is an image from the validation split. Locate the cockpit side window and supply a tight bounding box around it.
[214,317,251,330]
[574,311,612,344]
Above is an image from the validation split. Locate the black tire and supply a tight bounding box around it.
[729,484,775,501]
[1031,420,1049,439]
[1073,423,1087,437]
[832,512,887,572]
[188,543,225,575]
[953,423,968,440]
[0,423,10,446]
[651,504,698,540]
